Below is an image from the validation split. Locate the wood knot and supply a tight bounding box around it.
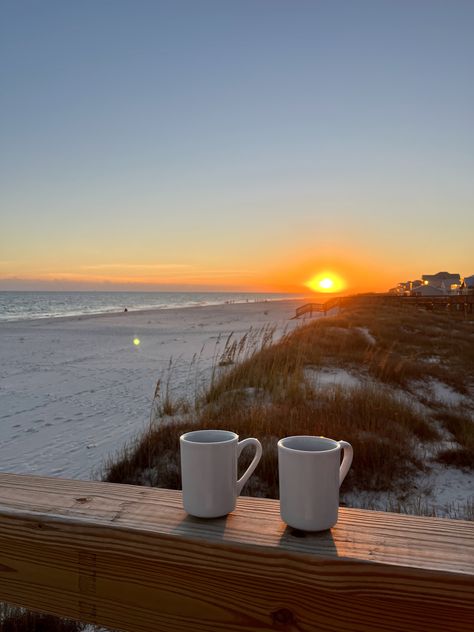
[271,608,295,627]
[75,497,91,503]
[33,521,51,530]
[0,563,16,573]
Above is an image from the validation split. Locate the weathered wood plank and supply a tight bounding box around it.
[0,473,473,632]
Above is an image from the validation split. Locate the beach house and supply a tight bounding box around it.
[389,279,422,295]
[411,284,447,297]
[421,271,461,293]
[460,274,474,293]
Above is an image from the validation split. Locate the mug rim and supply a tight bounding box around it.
[180,429,238,445]
[278,435,340,453]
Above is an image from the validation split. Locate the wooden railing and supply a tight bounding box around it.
[294,302,323,318]
[294,297,341,318]
[0,473,473,632]
[294,293,474,318]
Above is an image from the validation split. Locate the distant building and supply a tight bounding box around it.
[411,284,447,297]
[463,275,474,288]
[421,271,461,293]
[389,282,409,295]
[389,279,423,295]
[390,271,464,296]
[460,274,474,293]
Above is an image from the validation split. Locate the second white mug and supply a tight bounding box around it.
[278,435,353,531]
[180,429,262,518]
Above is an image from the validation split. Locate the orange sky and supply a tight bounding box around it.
[2,244,468,295]
[1,3,473,295]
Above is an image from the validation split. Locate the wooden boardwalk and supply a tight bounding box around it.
[294,293,474,318]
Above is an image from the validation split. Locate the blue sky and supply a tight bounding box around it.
[1,1,473,291]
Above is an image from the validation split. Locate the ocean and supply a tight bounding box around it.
[0,291,301,322]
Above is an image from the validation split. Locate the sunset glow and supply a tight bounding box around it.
[305,273,346,294]
[319,278,334,290]
[0,3,472,295]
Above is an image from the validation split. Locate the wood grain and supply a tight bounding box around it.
[0,473,472,631]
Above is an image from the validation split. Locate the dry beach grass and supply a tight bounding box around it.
[0,604,84,632]
[103,303,474,512]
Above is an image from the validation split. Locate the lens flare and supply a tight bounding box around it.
[133,337,141,346]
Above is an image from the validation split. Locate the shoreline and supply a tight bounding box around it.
[1,297,308,326]
[0,294,309,325]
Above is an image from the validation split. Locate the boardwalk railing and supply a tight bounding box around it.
[0,473,473,632]
[294,302,323,318]
[294,293,474,318]
[294,296,341,318]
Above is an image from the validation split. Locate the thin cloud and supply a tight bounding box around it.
[79,263,194,271]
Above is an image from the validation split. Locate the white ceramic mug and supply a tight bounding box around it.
[278,435,353,531]
[180,429,262,518]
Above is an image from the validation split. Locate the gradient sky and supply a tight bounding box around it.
[1,0,473,293]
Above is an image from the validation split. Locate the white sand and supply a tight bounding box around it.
[304,366,473,518]
[0,299,305,480]
[305,367,363,389]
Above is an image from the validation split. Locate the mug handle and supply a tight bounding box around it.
[338,440,353,486]
[236,438,263,494]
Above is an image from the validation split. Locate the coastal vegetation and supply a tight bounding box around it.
[103,302,474,518]
[0,604,83,632]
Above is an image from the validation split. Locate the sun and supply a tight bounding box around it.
[305,272,345,293]
[319,278,334,290]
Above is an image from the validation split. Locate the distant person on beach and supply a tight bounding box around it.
[124,308,128,312]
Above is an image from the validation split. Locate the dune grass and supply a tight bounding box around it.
[432,408,474,468]
[293,304,473,391]
[0,604,84,632]
[105,382,432,495]
[104,302,473,496]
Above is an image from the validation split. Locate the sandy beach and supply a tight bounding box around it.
[0,299,305,479]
